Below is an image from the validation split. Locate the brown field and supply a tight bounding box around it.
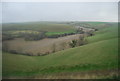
[3,34,82,55]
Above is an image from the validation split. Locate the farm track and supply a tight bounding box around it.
[3,69,118,79]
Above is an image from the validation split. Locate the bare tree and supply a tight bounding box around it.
[52,43,56,53]
[60,42,66,50]
[78,35,88,46]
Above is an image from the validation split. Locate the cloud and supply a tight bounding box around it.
[2,2,118,23]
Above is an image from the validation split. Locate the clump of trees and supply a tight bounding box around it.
[85,30,94,37]
[2,31,47,41]
[76,27,84,34]
[24,32,46,41]
[69,35,88,48]
[2,33,14,41]
[92,28,98,31]
[8,50,18,54]
[47,32,76,38]
[69,40,78,48]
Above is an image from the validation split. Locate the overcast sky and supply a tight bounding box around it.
[2,2,118,23]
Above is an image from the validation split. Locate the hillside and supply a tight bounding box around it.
[3,23,118,79]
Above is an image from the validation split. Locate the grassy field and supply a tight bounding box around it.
[2,22,118,78]
[2,22,75,32]
[45,30,76,36]
[2,22,77,40]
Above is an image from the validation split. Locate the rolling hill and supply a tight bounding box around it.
[2,22,118,79]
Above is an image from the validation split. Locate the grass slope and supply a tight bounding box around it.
[3,38,118,77]
[87,25,118,43]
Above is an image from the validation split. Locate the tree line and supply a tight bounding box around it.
[2,27,96,41]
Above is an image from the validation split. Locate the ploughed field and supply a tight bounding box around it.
[2,22,119,79]
[3,34,81,55]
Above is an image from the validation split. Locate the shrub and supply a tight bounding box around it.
[86,30,94,37]
[78,35,88,46]
[9,50,18,54]
[69,40,78,48]
[2,34,14,41]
